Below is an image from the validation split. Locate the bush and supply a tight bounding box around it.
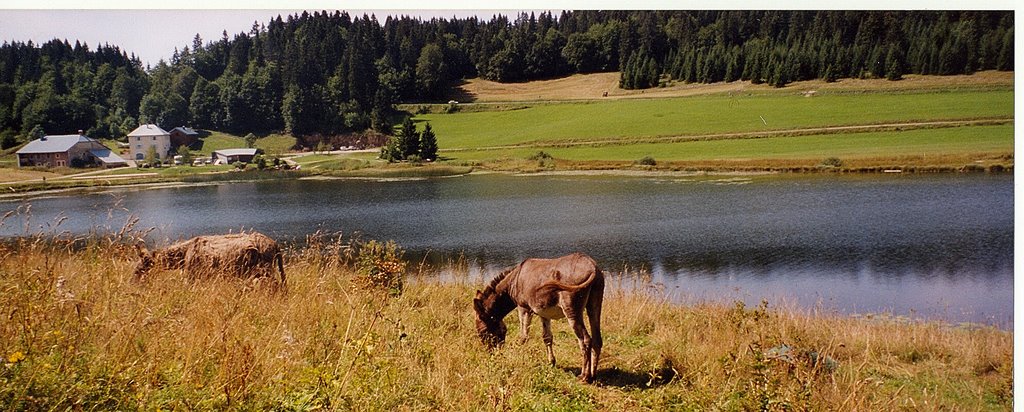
[356,240,405,296]
[0,130,19,150]
[636,156,657,166]
[821,157,843,168]
[234,161,247,171]
[528,151,553,161]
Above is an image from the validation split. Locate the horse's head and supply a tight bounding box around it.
[473,290,507,349]
[133,242,154,280]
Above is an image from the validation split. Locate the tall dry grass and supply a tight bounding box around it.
[0,232,1012,410]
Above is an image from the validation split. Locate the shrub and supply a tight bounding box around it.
[528,151,553,161]
[821,157,843,168]
[254,155,268,170]
[636,156,657,166]
[355,240,405,296]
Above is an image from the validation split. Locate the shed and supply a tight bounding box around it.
[212,148,260,164]
[169,126,200,148]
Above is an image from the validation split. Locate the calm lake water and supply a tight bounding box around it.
[1,173,1013,327]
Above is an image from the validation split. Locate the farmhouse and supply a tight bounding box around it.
[212,148,260,164]
[16,132,127,168]
[169,126,199,148]
[128,124,172,162]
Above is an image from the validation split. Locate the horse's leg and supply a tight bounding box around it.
[517,307,533,344]
[586,277,605,380]
[564,312,592,382]
[541,317,556,367]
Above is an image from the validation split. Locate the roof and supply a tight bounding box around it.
[17,134,93,154]
[213,148,260,157]
[89,148,127,165]
[170,126,199,135]
[127,124,169,137]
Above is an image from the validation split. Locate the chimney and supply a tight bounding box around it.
[78,129,84,135]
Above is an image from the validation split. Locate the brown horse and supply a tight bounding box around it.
[473,253,604,382]
[134,232,286,287]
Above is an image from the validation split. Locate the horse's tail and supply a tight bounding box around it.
[539,267,600,293]
[276,253,286,288]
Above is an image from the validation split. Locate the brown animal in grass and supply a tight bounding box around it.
[473,252,604,382]
[134,232,286,286]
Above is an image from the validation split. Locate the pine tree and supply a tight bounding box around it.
[398,117,419,160]
[419,122,438,161]
[885,45,904,81]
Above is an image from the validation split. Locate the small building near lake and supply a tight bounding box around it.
[169,126,200,148]
[128,124,172,162]
[16,133,127,168]
[212,148,261,165]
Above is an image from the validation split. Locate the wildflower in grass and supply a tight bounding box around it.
[7,351,25,364]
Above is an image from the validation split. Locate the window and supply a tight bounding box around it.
[136,137,141,142]
[135,153,144,160]
[152,136,156,141]
[136,145,142,149]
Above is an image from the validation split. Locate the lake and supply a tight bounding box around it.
[1,173,1013,327]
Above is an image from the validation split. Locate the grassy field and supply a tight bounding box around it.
[0,236,1011,410]
[420,90,1013,150]
[193,132,296,156]
[446,124,1013,169]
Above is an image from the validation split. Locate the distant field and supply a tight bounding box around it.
[420,90,1013,150]
[456,70,1014,102]
[447,124,1013,166]
[193,132,296,155]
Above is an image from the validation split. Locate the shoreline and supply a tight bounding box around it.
[0,165,1013,199]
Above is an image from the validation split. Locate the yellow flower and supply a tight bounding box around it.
[7,351,25,364]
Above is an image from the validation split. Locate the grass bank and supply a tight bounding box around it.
[0,236,1011,410]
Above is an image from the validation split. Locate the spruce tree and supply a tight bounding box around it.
[885,45,904,81]
[398,117,419,159]
[419,122,438,161]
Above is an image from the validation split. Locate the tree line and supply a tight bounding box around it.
[0,10,1013,149]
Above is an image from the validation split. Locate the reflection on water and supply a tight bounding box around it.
[0,174,1013,327]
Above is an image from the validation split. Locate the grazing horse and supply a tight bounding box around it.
[134,232,286,287]
[473,253,604,382]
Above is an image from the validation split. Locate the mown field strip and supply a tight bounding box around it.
[442,118,1013,152]
[446,124,1014,163]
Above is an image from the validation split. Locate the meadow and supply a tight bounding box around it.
[0,233,1011,410]
[446,124,1013,170]
[419,90,1013,150]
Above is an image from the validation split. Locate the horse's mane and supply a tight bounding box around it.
[481,265,516,297]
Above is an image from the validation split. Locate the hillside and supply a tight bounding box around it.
[454,70,1015,102]
[407,73,1015,172]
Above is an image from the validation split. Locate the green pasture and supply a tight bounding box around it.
[418,90,1013,149]
[445,124,1014,163]
[192,132,296,156]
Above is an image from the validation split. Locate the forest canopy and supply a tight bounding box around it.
[0,10,1013,148]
